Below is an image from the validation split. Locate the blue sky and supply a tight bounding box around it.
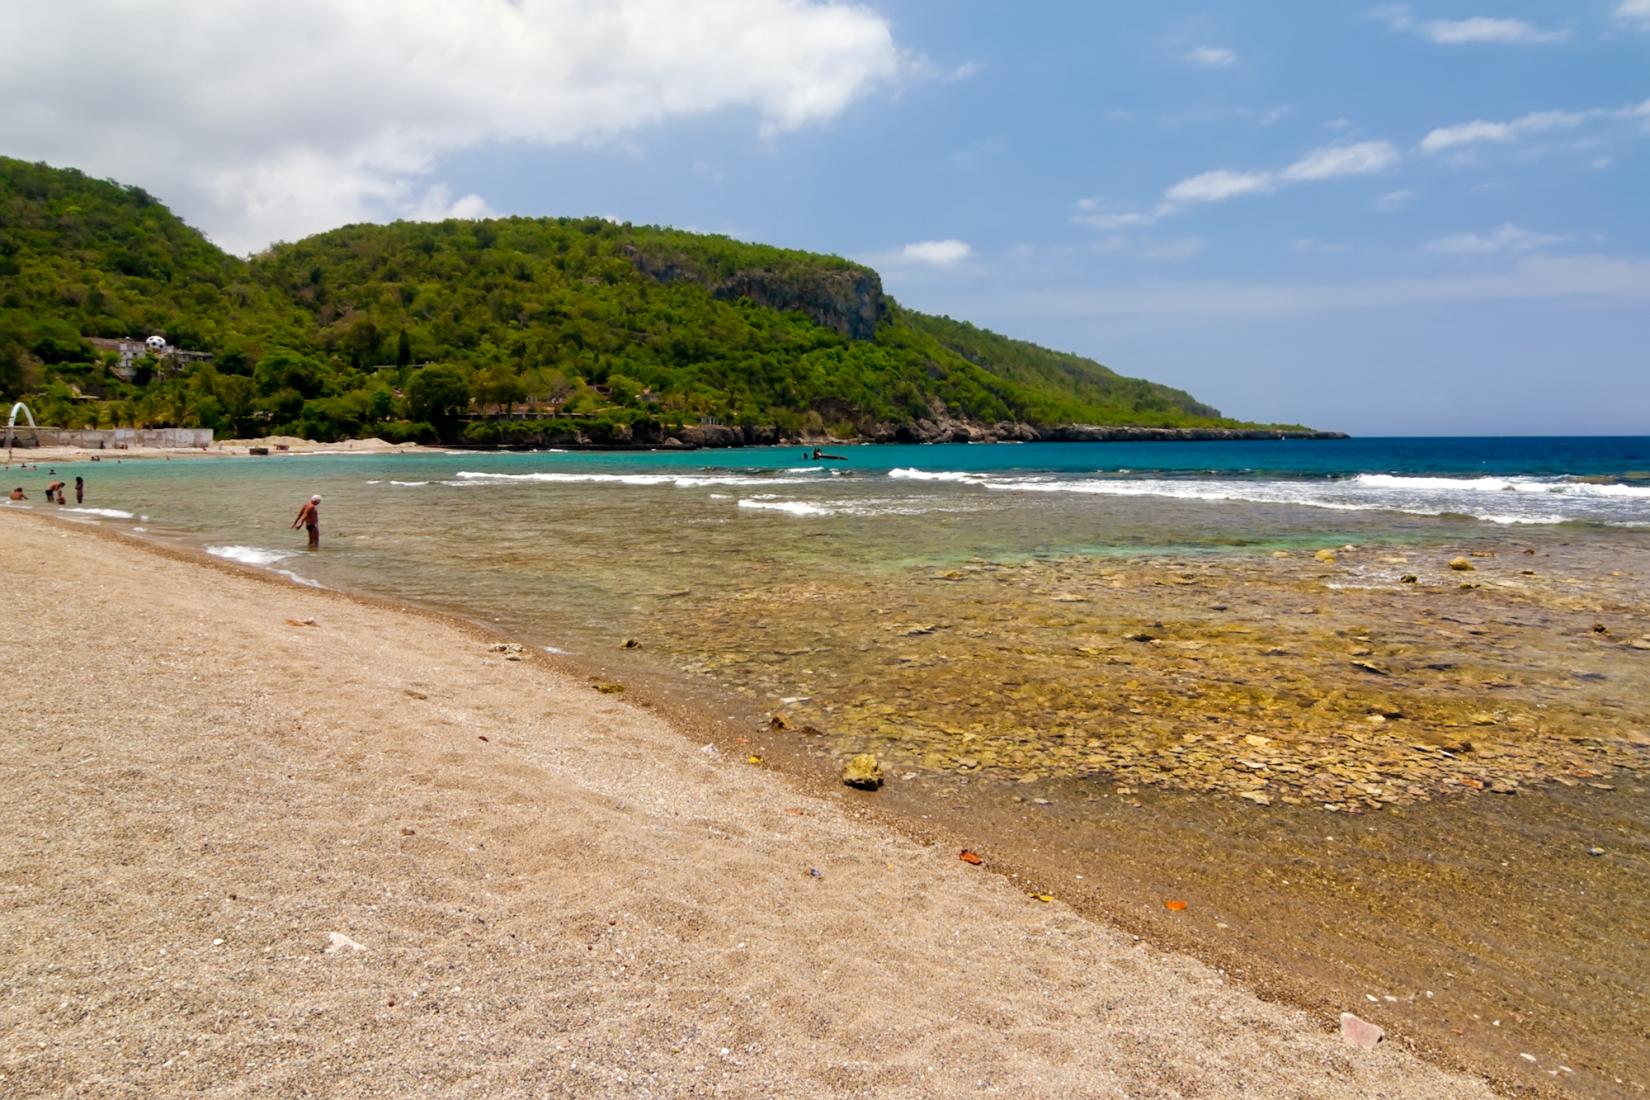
[4,2,1647,434]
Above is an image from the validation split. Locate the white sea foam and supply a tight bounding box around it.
[737,498,830,517]
[888,467,991,483]
[389,480,429,487]
[275,569,324,588]
[733,494,971,519]
[205,544,297,567]
[963,474,1647,526]
[1353,473,1650,498]
[453,470,812,488]
[65,507,135,518]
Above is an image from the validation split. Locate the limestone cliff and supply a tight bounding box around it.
[621,245,886,341]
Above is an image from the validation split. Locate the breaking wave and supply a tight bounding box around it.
[205,545,297,567]
[885,469,1650,526]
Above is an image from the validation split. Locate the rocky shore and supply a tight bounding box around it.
[0,511,1487,1098]
[496,420,1344,450]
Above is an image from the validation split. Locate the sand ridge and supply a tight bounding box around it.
[0,513,1493,1097]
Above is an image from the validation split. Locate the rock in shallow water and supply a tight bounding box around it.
[841,753,884,790]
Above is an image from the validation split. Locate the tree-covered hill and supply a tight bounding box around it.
[0,156,1312,445]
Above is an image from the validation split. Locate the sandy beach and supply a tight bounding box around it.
[3,436,426,466]
[0,511,1495,1098]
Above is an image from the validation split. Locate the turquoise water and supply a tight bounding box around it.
[6,438,1648,657]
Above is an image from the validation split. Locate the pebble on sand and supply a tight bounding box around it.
[1339,1012,1385,1050]
[325,932,367,954]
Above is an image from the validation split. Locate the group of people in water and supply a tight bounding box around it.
[8,470,83,504]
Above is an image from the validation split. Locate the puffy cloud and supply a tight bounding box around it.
[899,239,973,266]
[1424,224,1570,254]
[0,0,903,253]
[1183,46,1237,68]
[1370,5,1568,44]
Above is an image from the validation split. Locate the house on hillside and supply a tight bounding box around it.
[88,334,213,380]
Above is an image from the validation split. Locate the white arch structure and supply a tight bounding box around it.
[5,401,40,458]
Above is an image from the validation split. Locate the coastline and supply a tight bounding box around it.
[0,509,1488,1098]
[2,425,1346,465]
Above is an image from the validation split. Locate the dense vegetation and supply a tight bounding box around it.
[1,156,1279,444]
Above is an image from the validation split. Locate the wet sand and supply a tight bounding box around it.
[0,512,1490,1098]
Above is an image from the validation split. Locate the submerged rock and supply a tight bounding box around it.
[841,754,884,790]
[1448,557,1475,572]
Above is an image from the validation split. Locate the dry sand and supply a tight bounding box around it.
[4,436,424,464]
[0,513,1495,1098]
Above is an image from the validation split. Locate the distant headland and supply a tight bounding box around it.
[0,156,1337,450]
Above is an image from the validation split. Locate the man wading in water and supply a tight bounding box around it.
[291,494,321,549]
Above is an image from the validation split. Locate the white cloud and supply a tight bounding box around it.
[1160,140,1397,207]
[1371,5,1568,44]
[1613,0,1650,27]
[408,185,498,223]
[1072,198,1164,231]
[1184,46,1237,68]
[0,0,903,253]
[1281,140,1400,181]
[898,239,973,266]
[1424,223,1570,254]
[1419,109,1592,153]
[1164,169,1276,204]
[1418,99,1650,155]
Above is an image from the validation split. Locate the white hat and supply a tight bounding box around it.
[311,495,322,502]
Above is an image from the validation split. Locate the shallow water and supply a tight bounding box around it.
[7,439,1649,1094]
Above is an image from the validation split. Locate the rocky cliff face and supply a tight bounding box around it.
[621,246,886,341]
[856,417,1344,445]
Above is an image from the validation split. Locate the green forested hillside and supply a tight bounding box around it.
[0,157,1285,444]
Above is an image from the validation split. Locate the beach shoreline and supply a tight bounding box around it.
[0,508,1495,1098]
[2,436,430,465]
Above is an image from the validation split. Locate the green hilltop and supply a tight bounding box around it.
[0,156,1311,445]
